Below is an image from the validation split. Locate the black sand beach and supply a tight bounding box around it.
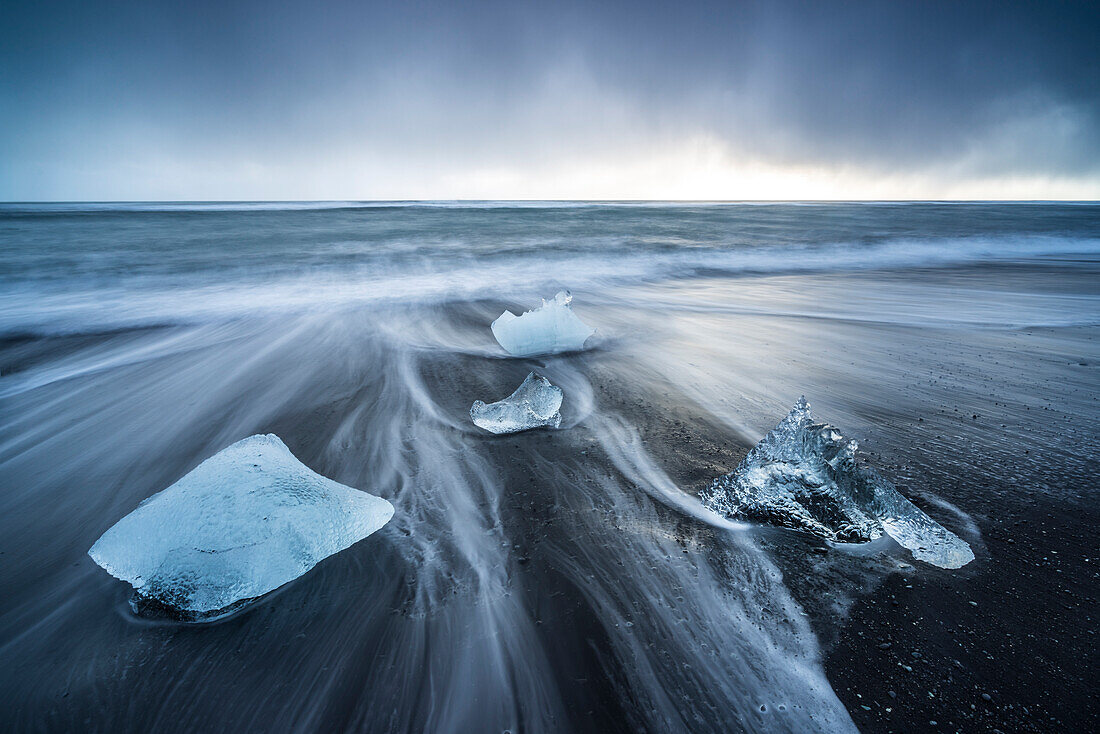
[2,257,1097,733]
[1,199,1098,733]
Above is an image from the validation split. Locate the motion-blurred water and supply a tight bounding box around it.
[1,201,1097,335]
[1,203,1097,733]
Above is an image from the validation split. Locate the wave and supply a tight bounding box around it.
[0,234,1097,336]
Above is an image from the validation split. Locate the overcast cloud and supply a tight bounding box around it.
[1,0,1097,199]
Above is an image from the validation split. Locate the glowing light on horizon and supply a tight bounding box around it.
[435,136,1100,201]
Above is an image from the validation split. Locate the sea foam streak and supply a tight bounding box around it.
[1,311,861,732]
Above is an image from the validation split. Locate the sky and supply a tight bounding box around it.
[1,0,1098,200]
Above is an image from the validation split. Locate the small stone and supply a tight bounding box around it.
[981,693,992,702]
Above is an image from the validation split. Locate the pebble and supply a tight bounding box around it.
[981,693,992,702]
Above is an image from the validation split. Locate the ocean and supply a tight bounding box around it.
[2,201,1098,335]
[1,202,1097,732]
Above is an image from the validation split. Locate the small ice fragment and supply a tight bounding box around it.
[701,397,974,569]
[88,434,394,620]
[491,290,595,357]
[471,372,563,434]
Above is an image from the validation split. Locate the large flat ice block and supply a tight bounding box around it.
[701,398,974,569]
[89,434,394,620]
[491,290,595,357]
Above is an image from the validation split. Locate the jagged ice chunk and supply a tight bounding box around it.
[88,434,394,620]
[701,398,974,569]
[491,290,595,357]
[471,372,563,434]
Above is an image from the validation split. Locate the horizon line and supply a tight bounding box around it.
[3,198,1098,205]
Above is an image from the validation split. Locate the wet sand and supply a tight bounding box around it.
[1,263,1097,732]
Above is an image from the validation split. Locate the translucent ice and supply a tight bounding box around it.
[491,290,595,357]
[470,372,563,434]
[88,434,394,620]
[701,398,974,569]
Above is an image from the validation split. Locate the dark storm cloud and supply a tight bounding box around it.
[1,0,1097,198]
